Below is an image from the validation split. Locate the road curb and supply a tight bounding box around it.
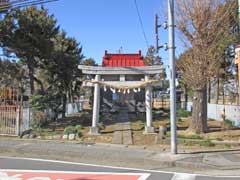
[0,146,220,171]
[1,139,240,172]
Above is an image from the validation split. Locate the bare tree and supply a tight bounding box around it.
[176,0,237,133]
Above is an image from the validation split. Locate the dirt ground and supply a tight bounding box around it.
[35,110,240,147]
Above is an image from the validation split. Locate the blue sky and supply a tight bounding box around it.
[45,0,182,66]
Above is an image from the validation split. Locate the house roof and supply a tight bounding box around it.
[102,50,145,67]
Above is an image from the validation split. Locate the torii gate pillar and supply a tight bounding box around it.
[90,74,101,135]
[144,75,154,133]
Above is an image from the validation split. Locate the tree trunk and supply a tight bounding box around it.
[216,76,220,104]
[28,66,35,95]
[208,80,211,103]
[62,94,67,118]
[237,93,239,106]
[222,82,225,105]
[183,84,188,110]
[34,77,45,93]
[190,87,208,134]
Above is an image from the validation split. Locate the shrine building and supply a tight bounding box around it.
[78,50,164,135]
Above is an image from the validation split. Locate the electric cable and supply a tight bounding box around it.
[134,0,149,49]
[0,0,58,12]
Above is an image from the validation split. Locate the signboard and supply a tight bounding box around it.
[0,170,150,180]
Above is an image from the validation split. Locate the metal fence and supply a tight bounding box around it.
[0,102,83,136]
[0,105,20,136]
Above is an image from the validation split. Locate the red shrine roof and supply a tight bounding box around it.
[102,50,145,67]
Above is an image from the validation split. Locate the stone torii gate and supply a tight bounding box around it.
[78,51,164,135]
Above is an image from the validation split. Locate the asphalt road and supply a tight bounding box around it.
[0,157,239,180]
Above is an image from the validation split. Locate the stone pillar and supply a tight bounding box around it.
[144,75,154,133]
[90,74,101,135]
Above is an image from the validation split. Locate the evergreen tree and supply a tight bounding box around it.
[43,31,84,118]
[0,6,59,94]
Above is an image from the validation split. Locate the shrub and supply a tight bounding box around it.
[30,111,48,129]
[75,125,82,132]
[223,119,235,129]
[64,126,77,135]
[177,118,183,122]
[64,125,83,137]
[98,122,105,130]
[177,109,191,118]
[75,125,82,137]
[200,139,215,147]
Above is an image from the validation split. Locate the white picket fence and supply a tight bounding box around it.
[187,102,240,126]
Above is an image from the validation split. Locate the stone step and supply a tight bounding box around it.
[123,130,133,145]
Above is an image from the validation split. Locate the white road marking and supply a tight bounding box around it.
[1,156,240,178]
[171,173,196,180]
[137,173,151,180]
[0,172,22,180]
[0,156,173,174]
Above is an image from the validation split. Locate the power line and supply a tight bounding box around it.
[0,0,58,12]
[134,0,149,49]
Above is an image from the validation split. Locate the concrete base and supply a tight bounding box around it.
[89,127,100,135]
[144,126,155,134]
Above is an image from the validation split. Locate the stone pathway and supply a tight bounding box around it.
[112,109,133,145]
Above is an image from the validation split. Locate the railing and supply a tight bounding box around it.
[0,105,21,136]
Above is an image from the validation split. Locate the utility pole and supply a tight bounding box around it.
[155,0,177,154]
[168,0,177,154]
[237,0,240,104]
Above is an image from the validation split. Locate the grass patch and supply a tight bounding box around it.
[224,144,232,149]
[177,118,183,122]
[33,128,62,137]
[166,132,202,140]
[222,119,235,129]
[200,139,215,147]
[64,126,77,135]
[177,109,191,118]
[177,134,203,140]
[63,125,83,135]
